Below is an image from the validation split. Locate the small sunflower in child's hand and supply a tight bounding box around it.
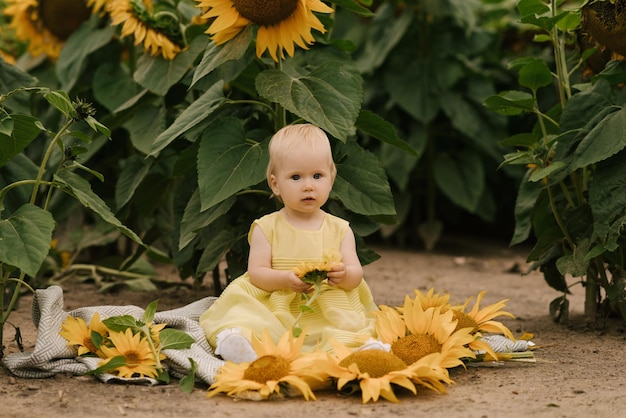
[291,250,342,337]
[292,249,343,285]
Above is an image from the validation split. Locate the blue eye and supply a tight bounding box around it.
[291,175,300,180]
[313,173,322,179]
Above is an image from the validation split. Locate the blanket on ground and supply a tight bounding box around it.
[2,285,225,385]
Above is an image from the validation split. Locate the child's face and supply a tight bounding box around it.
[269,147,334,215]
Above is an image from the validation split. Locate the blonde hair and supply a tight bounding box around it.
[266,124,337,188]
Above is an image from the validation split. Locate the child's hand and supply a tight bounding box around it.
[287,271,313,293]
[326,262,346,287]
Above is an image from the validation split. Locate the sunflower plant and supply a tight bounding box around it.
[0,63,147,358]
[290,249,342,337]
[1,0,408,297]
[484,0,626,322]
[59,299,195,385]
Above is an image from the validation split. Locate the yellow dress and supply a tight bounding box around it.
[199,212,378,353]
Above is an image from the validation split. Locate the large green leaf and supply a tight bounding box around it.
[510,170,543,246]
[191,26,254,87]
[93,62,138,112]
[179,191,236,249]
[332,141,395,216]
[355,3,412,74]
[149,81,226,156]
[54,171,144,246]
[433,151,484,213]
[124,105,165,155]
[159,328,195,350]
[518,58,553,91]
[197,118,267,211]
[134,36,206,96]
[0,204,55,277]
[356,110,417,156]
[256,61,363,141]
[383,59,439,124]
[0,114,40,167]
[588,149,626,251]
[570,106,626,171]
[56,16,115,91]
[115,154,153,209]
[197,227,238,274]
[0,59,37,93]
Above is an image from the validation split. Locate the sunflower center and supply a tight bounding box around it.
[83,337,98,354]
[391,334,441,365]
[243,355,290,383]
[339,350,406,378]
[37,0,91,40]
[453,311,479,334]
[232,0,299,26]
[124,351,142,366]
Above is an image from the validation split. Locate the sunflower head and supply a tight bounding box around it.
[292,249,342,285]
[390,334,442,366]
[196,0,335,62]
[339,350,407,378]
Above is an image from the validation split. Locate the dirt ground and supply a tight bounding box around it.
[1,237,624,417]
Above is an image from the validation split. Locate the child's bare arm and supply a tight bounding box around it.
[326,227,363,290]
[247,227,312,293]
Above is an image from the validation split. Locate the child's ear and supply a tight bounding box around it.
[269,174,279,195]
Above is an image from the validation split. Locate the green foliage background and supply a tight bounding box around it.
[1,0,526,296]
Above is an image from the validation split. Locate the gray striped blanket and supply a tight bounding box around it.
[2,285,225,385]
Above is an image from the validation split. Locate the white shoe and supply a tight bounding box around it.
[356,338,391,352]
[215,328,258,363]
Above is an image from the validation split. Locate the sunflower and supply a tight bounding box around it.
[107,0,185,60]
[98,327,163,378]
[448,291,516,361]
[292,249,342,284]
[320,339,452,403]
[375,297,475,370]
[3,0,91,60]
[196,0,334,62]
[412,288,452,310]
[59,312,109,356]
[207,329,326,400]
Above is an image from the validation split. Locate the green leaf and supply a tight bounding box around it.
[0,204,56,277]
[384,59,439,124]
[433,151,484,213]
[191,26,253,87]
[149,81,226,156]
[332,141,395,216]
[102,315,140,332]
[43,90,75,118]
[143,300,159,324]
[331,0,374,16]
[116,155,153,209]
[93,62,138,112]
[159,328,195,350]
[0,114,41,167]
[197,228,237,273]
[483,91,535,115]
[519,58,553,91]
[356,110,417,156]
[570,106,626,171]
[588,150,626,251]
[56,15,115,91]
[134,36,206,96]
[510,171,543,246]
[256,61,363,141]
[499,133,541,148]
[528,161,566,182]
[54,170,144,246]
[517,0,550,18]
[179,192,236,249]
[355,3,411,73]
[86,355,127,375]
[197,118,267,211]
[0,59,37,92]
[91,330,104,350]
[179,358,198,393]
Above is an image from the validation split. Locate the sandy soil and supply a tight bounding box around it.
[1,237,624,418]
